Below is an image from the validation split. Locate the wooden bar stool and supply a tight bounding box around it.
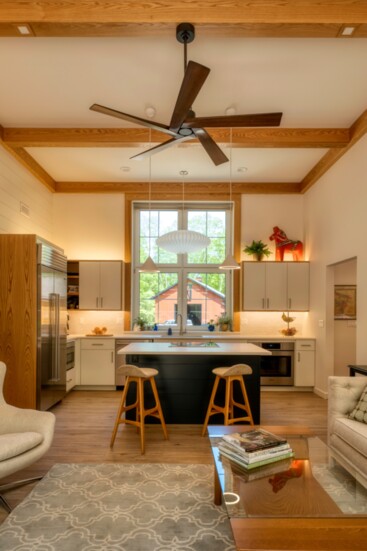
[202,364,254,436]
[110,364,168,454]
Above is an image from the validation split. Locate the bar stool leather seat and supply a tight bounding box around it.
[202,364,254,436]
[110,364,168,454]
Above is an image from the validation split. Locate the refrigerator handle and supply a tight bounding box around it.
[55,293,60,381]
[50,293,57,381]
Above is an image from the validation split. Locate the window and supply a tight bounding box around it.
[133,203,233,330]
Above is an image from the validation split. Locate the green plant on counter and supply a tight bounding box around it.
[133,315,148,330]
[243,240,271,261]
[216,313,232,331]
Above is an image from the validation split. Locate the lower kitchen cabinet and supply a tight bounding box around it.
[80,338,115,386]
[294,340,315,386]
[66,368,76,392]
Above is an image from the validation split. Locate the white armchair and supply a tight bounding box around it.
[0,361,56,512]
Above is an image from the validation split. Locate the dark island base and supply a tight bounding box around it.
[126,354,261,425]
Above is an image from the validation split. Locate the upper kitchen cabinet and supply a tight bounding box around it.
[242,261,309,311]
[79,261,122,310]
[287,262,310,311]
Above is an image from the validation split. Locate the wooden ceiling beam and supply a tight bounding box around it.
[0,1,367,25]
[3,127,350,149]
[0,131,56,192]
[55,181,300,195]
[299,109,367,193]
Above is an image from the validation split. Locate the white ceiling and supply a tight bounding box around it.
[1,36,367,183]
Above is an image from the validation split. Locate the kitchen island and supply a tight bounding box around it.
[119,342,270,424]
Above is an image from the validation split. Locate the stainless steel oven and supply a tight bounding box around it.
[252,342,294,386]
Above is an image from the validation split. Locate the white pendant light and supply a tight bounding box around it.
[156,230,210,254]
[156,170,211,255]
[139,134,159,273]
[140,255,159,272]
[220,128,240,270]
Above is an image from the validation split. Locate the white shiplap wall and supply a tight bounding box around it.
[0,147,54,240]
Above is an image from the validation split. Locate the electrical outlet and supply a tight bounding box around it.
[318,320,324,327]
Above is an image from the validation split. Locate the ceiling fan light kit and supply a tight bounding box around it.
[89,23,283,166]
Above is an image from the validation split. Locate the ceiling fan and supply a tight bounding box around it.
[90,23,283,166]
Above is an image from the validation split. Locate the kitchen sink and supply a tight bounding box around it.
[169,341,219,348]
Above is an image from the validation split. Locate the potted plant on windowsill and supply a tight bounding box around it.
[133,315,148,331]
[216,314,232,332]
[243,240,271,261]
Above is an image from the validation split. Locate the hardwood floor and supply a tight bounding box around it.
[0,389,327,523]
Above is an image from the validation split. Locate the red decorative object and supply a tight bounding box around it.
[269,226,303,261]
[268,459,304,493]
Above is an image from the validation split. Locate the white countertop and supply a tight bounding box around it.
[119,342,271,356]
[68,333,315,341]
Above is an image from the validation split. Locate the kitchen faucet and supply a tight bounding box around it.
[176,313,186,335]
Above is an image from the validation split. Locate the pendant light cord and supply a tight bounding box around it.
[148,129,152,257]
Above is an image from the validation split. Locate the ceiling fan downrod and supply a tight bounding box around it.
[176,22,195,72]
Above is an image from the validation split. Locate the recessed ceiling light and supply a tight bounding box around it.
[179,170,189,176]
[16,24,32,35]
[237,167,248,173]
[120,166,130,172]
[145,106,156,118]
[341,26,356,36]
[225,106,236,116]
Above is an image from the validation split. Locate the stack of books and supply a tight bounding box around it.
[218,428,294,471]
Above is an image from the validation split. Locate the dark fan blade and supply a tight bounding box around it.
[169,61,210,133]
[183,112,283,128]
[90,104,179,137]
[193,128,229,166]
[130,135,193,161]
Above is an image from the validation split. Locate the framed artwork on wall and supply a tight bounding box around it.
[334,285,357,320]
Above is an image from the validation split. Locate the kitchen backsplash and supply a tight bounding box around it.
[240,311,307,336]
[68,309,307,337]
[68,310,124,335]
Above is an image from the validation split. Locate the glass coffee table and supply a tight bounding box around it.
[208,426,367,551]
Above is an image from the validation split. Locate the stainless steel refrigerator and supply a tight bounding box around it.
[37,241,67,410]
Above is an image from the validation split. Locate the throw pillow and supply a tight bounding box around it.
[348,385,367,424]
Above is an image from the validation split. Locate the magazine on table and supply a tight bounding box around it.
[219,446,294,470]
[222,428,287,453]
[218,441,292,464]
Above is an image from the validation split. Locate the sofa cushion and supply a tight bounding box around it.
[332,417,367,458]
[348,384,367,424]
[0,432,43,461]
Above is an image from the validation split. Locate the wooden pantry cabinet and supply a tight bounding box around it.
[78,261,122,310]
[242,261,309,311]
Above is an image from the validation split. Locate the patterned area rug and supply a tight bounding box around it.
[0,463,235,551]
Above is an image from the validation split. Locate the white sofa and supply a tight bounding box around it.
[328,376,367,489]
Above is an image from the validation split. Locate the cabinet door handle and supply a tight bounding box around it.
[289,298,292,309]
[262,298,265,309]
[96,297,99,308]
[267,298,269,309]
[298,352,300,362]
[101,297,103,308]
[111,351,114,363]
[92,343,104,346]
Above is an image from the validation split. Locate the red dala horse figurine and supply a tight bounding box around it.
[269,226,303,261]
